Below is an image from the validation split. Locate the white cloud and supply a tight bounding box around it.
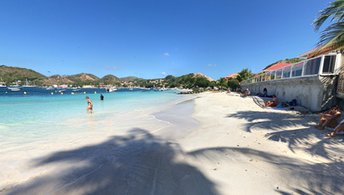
[105,65,119,71]
[161,72,167,76]
[163,52,170,57]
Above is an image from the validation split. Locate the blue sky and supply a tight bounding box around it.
[0,0,330,79]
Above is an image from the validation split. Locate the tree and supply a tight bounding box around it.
[218,78,228,89]
[194,77,210,88]
[227,79,240,90]
[314,0,344,51]
[236,68,253,82]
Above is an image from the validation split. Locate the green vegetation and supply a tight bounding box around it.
[100,74,121,85]
[0,65,46,85]
[263,58,302,70]
[67,73,100,86]
[285,58,302,64]
[227,79,240,90]
[164,73,211,89]
[314,0,344,51]
[236,68,253,82]
[214,68,253,91]
[0,64,244,92]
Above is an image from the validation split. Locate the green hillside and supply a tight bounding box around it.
[0,65,46,85]
[100,74,121,85]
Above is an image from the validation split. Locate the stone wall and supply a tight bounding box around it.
[241,75,338,112]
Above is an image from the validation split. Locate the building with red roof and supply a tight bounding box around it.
[240,50,343,112]
[264,62,291,72]
[224,73,238,79]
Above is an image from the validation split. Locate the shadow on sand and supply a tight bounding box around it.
[227,111,344,160]
[4,128,218,195]
[3,127,344,195]
[189,147,344,195]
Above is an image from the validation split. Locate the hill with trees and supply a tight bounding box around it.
[0,64,243,91]
[0,65,46,85]
[100,74,121,85]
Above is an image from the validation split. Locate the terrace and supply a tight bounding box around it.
[242,53,341,85]
[241,53,343,112]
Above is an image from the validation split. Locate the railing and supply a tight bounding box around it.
[242,53,341,85]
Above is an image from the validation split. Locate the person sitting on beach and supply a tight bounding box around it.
[315,105,341,130]
[327,119,344,137]
[241,88,250,97]
[265,95,278,107]
[86,96,93,113]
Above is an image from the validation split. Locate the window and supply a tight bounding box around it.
[292,62,303,77]
[276,69,282,79]
[283,66,291,78]
[322,55,336,74]
[271,71,276,80]
[303,57,321,75]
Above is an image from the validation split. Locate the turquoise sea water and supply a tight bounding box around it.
[0,89,181,141]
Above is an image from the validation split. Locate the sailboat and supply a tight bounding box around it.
[22,79,35,87]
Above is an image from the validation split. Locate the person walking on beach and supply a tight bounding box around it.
[86,96,93,113]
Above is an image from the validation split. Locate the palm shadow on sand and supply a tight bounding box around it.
[4,128,217,195]
[189,147,344,195]
[227,111,344,160]
[3,128,344,195]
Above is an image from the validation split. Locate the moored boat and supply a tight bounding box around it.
[7,87,21,92]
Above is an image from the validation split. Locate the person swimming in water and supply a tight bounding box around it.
[86,96,93,113]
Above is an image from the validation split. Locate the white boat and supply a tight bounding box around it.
[22,79,35,87]
[159,88,167,91]
[8,87,21,92]
[72,88,81,92]
[107,87,117,92]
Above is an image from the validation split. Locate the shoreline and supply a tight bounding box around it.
[152,96,199,140]
[0,93,198,193]
[1,92,344,194]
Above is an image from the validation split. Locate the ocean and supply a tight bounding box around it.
[0,88,183,143]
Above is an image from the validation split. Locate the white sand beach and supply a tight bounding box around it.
[1,92,344,195]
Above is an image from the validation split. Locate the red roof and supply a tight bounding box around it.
[225,73,238,79]
[264,62,290,71]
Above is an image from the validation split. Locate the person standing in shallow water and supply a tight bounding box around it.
[86,96,93,113]
[100,94,104,101]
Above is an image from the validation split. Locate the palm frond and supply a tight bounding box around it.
[318,22,344,45]
[314,0,344,31]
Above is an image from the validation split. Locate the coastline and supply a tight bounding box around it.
[1,92,344,194]
[152,96,199,140]
[0,93,198,193]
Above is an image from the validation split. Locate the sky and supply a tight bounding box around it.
[0,0,331,79]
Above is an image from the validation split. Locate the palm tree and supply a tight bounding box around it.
[313,0,344,51]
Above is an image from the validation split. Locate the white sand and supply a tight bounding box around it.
[1,92,344,194]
